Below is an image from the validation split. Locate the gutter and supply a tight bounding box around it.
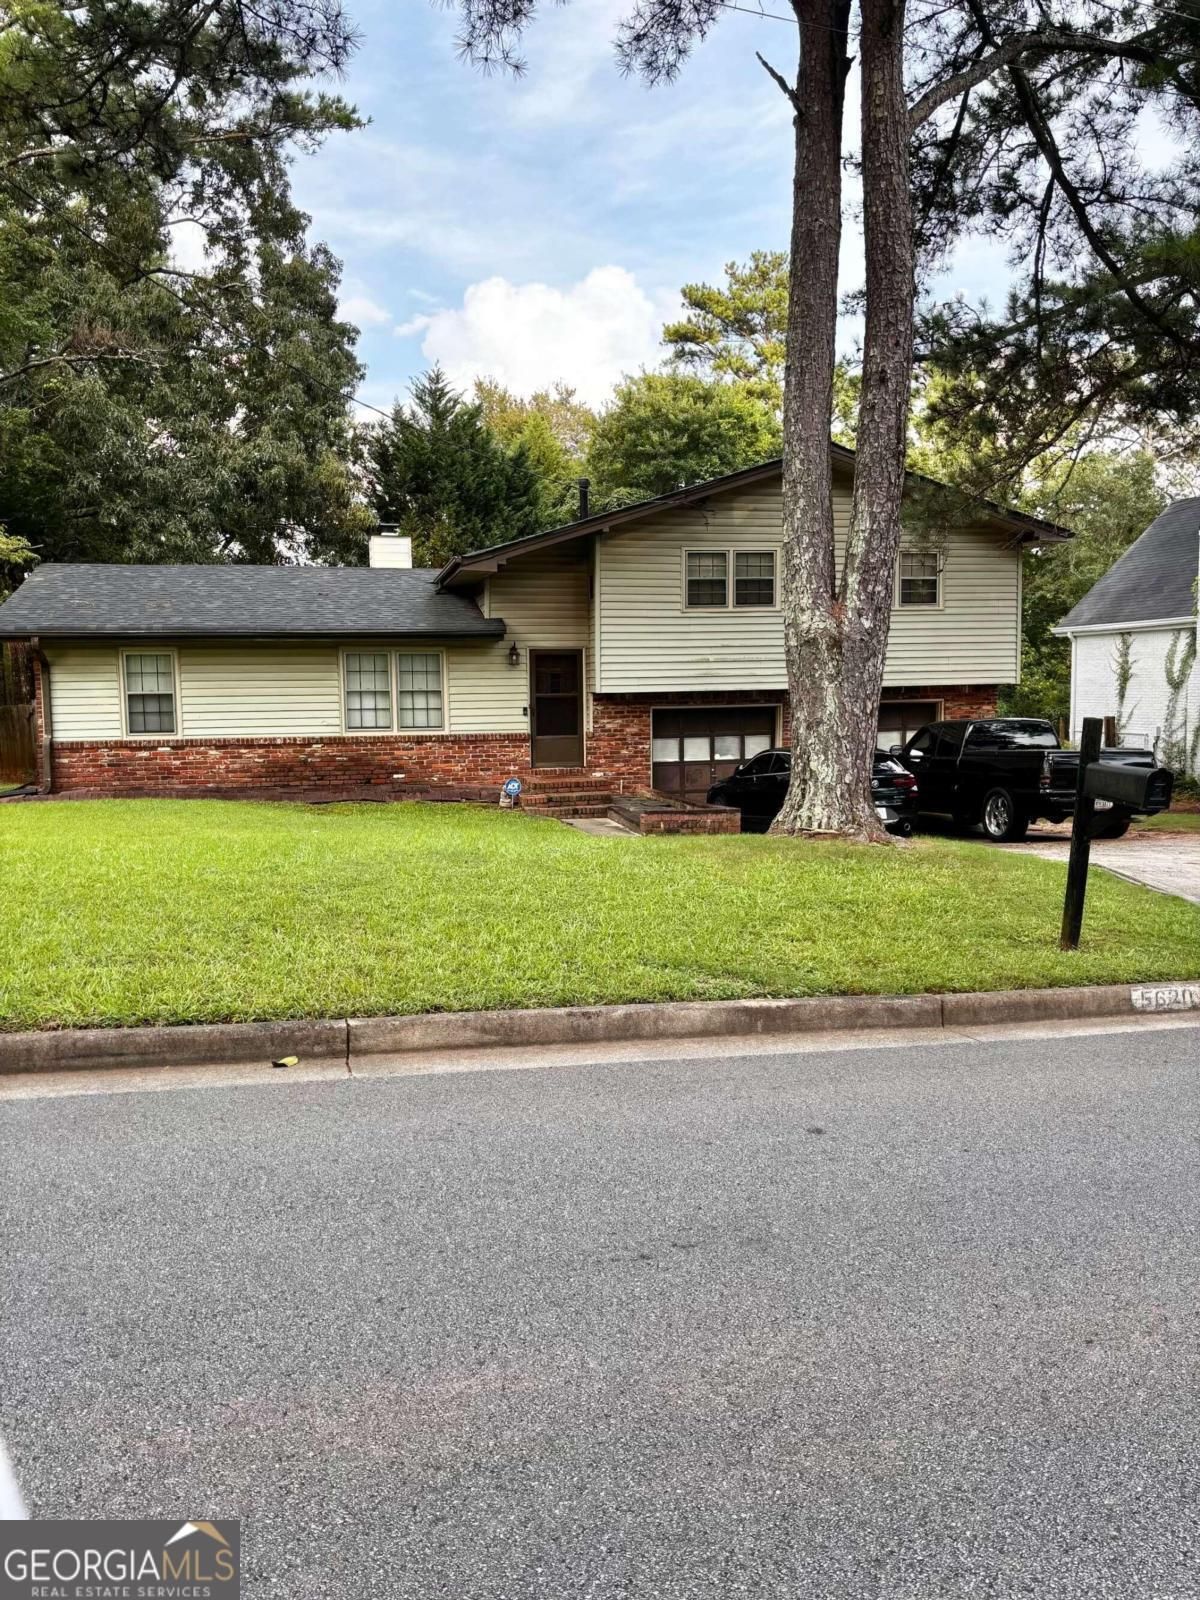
[1053,616,1195,638]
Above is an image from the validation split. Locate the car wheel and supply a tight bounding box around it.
[981,787,1028,843]
[891,818,914,838]
[1095,817,1131,840]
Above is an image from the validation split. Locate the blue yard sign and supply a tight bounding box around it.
[503,778,523,798]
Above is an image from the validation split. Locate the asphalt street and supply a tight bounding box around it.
[3,1025,1200,1599]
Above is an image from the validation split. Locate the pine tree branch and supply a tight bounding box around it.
[908,24,1196,130]
[756,52,799,110]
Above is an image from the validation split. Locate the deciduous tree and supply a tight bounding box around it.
[585,371,781,504]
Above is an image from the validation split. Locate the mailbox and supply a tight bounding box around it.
[1082,761,1173,814]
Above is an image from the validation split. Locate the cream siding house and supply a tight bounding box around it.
[0,455,1068,800]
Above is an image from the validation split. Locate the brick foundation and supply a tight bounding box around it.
[49,732,541,798]
[43,682,999,797]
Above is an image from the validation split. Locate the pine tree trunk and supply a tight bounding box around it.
[772,0,913,840]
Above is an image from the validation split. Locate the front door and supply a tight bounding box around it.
[530,650,584,768]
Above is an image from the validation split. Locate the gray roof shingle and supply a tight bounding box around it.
[1057,499,1200,630]
[0,563,506,639]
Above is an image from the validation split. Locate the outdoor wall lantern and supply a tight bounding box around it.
[508,642,520,668]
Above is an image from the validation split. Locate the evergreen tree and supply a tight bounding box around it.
[366,369,546,567]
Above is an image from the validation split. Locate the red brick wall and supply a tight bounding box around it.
[44,682,999,797]
[50,733,540,797]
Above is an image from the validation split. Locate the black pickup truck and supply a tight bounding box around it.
[893,717,1157,842]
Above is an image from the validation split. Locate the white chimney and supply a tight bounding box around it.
[369,531,413,569]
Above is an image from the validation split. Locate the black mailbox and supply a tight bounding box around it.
[1082,761,1173,813]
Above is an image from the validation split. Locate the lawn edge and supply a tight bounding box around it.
[2,982,1198,1076]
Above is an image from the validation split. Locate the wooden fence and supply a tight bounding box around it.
[0,701,35,784]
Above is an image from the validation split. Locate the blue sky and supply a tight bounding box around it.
[285,0,1013,417]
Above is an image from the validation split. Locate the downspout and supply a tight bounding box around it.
[30,637,52,793]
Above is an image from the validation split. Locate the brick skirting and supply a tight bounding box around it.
[41,682,999,797]
[49,732,540,796]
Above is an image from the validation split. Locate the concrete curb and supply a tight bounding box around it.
[0,981,1197,1076]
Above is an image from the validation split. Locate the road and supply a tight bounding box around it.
[4,1023,1200,1599]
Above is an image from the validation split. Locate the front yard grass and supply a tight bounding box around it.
[2,799,1198,1031]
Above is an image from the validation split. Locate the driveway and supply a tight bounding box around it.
[4,1025,1200,1597]
[1007,824,1200,904]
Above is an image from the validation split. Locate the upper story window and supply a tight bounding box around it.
[342,650,445,732]
[685,549,777,610]
[734,550,776,608]
[686,550,728,608]
[123,651,176,735]
[898,548,941,607]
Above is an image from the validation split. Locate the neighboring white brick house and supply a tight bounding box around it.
[1056,499,1200,776]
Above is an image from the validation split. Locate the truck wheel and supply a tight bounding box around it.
[981,787,1029,843]
[1096,817,1131,840]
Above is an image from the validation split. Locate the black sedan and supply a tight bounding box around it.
[706,748,918,834]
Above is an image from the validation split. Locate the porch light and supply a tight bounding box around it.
[508,642,520,668]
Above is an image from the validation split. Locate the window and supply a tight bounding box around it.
[734,550,776,608]
[686,551,728,608]
[685,548,779,609]
[898,549,941,606]
[968,719,1058,751]
[396,651,444,730]
[124,652,176,735]
[344,652,392,730]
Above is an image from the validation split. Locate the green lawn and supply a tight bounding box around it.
[2,799,1198,1031]
[1134,807,1200,833]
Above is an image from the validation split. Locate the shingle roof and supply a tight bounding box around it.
[1056,499,1200,631]
[0,563,506,639]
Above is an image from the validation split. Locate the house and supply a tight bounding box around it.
[1054,498,1199,777]
[0,450,1069,804]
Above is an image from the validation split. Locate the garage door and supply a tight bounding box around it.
[651,707,778,805]
[877,699,940,751]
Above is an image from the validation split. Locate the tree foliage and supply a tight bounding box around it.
[0,0,372,566]
[474,377,595,525]
[365,368,547,567]
[585,371,781,505]
[999,450,1167,723]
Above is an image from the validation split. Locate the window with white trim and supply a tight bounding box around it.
[734,549,776,608]
[898,548,941,606]
[685,548,779,610]
[685,550,728,608]
[396,651,444,729]
[123,651,176,734]
[344,652,393,729]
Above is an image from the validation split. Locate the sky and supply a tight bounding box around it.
[284,0,1018,419]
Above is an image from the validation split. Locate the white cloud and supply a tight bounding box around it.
[338,292,393,328]
[406,266,676,406]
